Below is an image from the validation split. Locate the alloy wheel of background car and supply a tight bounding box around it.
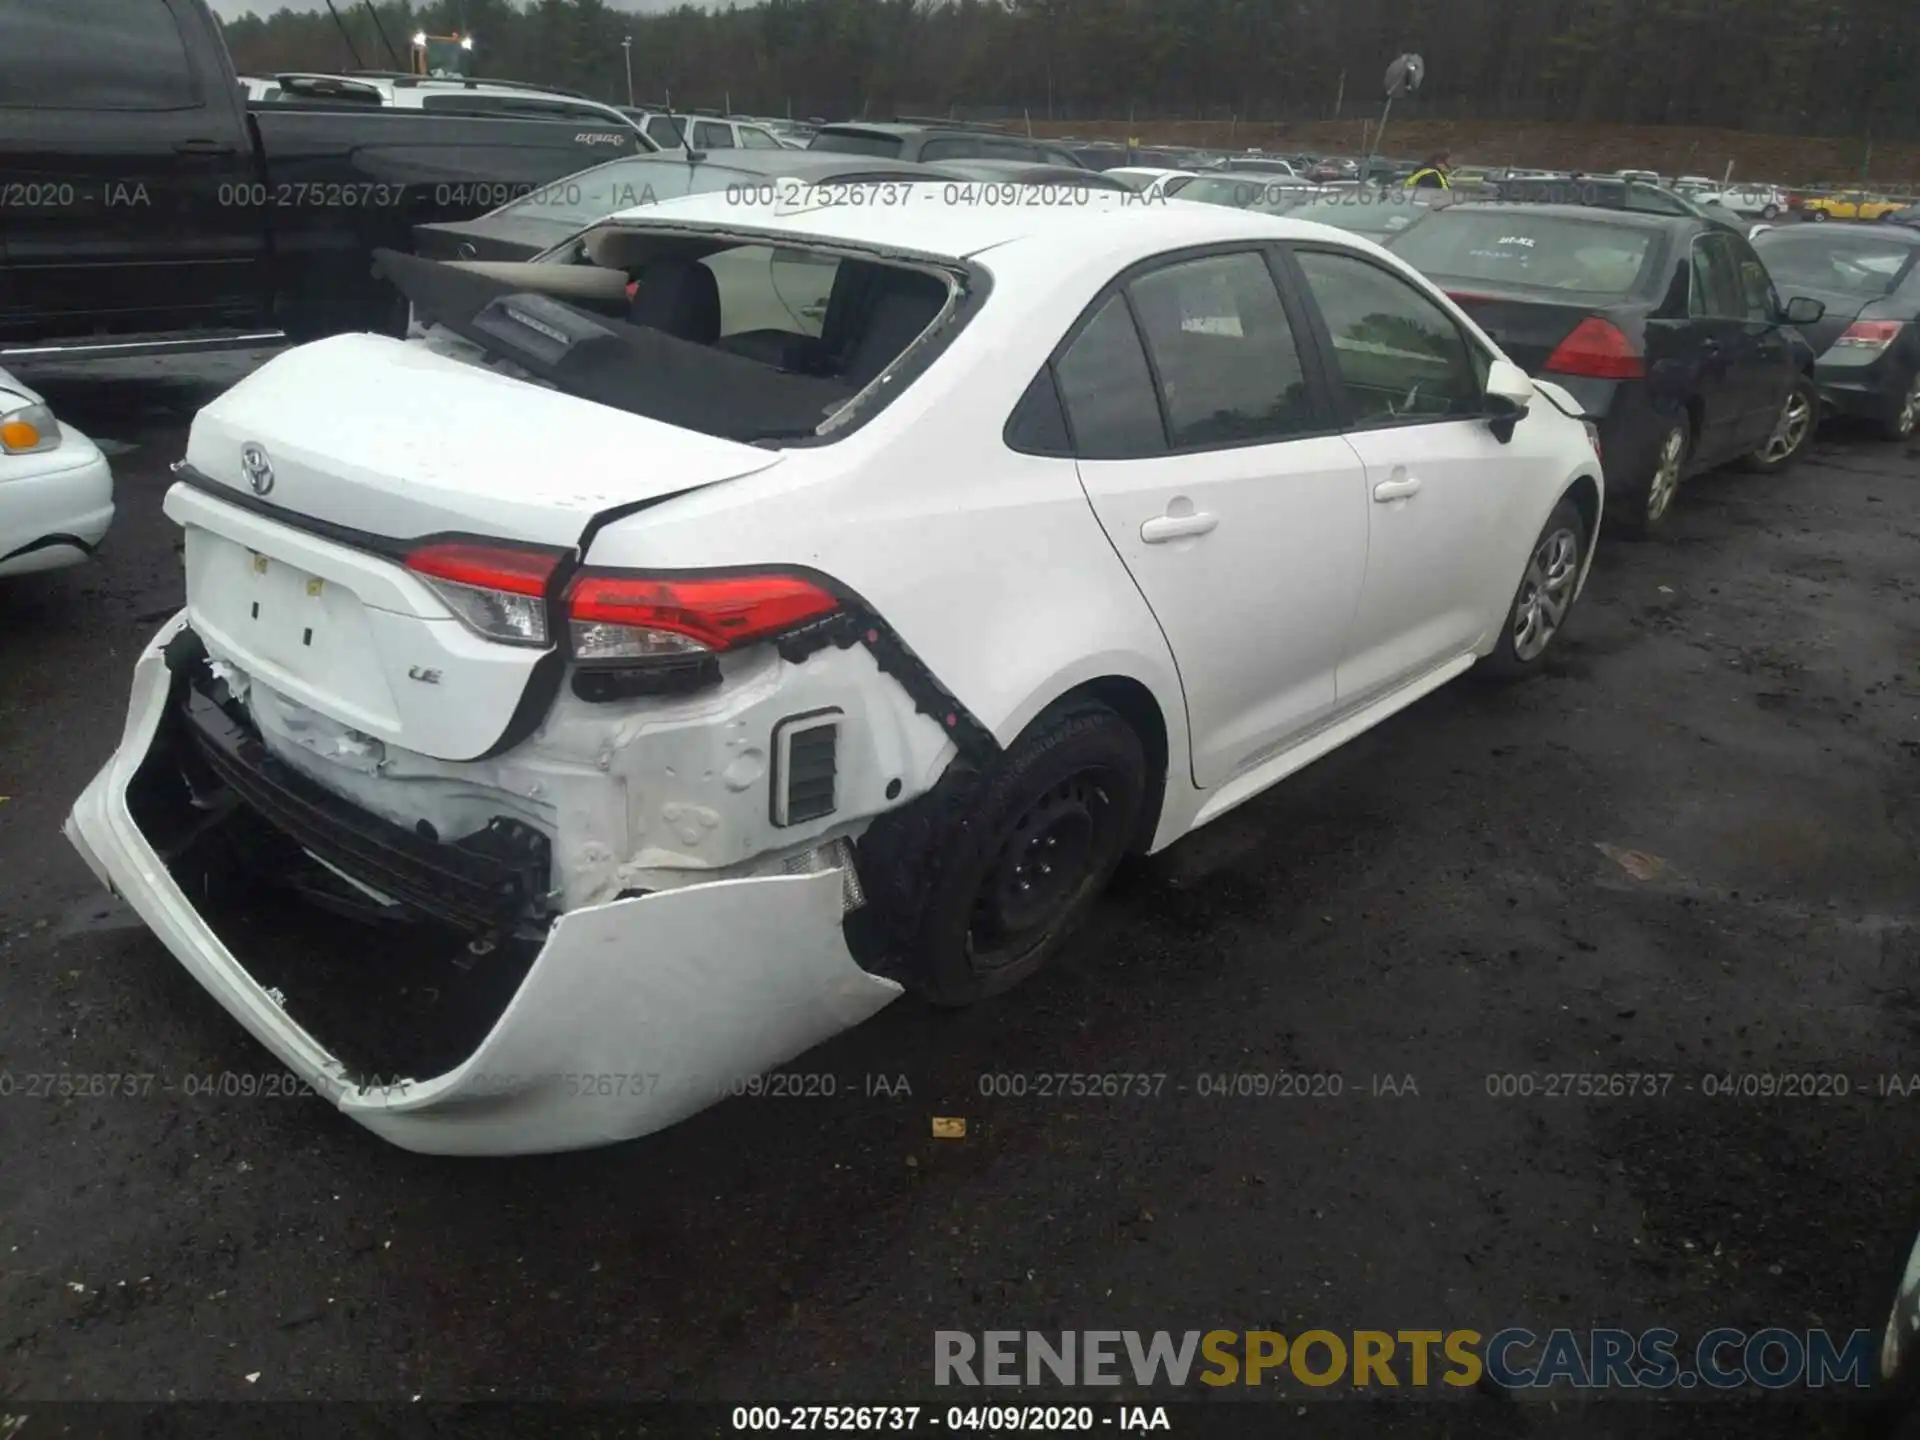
[1762,203,1780,219]
[1885,371,1920,442]
[907,700,1146,1008]
[1509,525,1581,663]
[1645,424,1688,525]
[1812,209,1829,221]
[1745,378,1817,472]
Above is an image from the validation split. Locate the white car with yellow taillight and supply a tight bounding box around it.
[0,367,114,576]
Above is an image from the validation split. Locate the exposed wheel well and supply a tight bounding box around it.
[1048,676,1169,854]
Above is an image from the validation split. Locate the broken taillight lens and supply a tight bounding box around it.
[564,570,840,663]
[405,541,563,647]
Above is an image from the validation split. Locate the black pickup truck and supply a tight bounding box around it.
[0,0,647,358]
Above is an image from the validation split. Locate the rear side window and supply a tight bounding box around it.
[693,120,734,149]
[644,115,685,146]
[808,130,905,158]
[1293,249,1485,426]
[1055,295,1166,459]
[740,126,783,150]
[920,137,991,163]
[1126,251,1316,448]
[1689,235,1745,318]
[0,0,199,110]
[1388,210,1657,296]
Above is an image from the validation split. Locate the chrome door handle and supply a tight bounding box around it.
[1372,477,1423,502]
[1140,511,1219,543]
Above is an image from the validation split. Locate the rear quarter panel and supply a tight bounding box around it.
[582,261,1195,843]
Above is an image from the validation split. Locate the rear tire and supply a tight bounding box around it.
[904,701,1146,1008]
[1479,496,1588,680]
[1878,369,1920,442]
[1812,209,1830,222]
[1762,203,1781,220]
[1617,418,1690,539]
[1740,373,1819,473]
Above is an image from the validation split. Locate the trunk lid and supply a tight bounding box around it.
[173,332,785,762]
[1442,286,1641,374]
[185,332,783,547]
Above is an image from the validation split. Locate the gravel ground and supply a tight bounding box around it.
[1,355,1918,1439]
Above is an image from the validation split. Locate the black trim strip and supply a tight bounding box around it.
[2,532,96,564]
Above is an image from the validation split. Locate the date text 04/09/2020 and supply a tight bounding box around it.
[728,1406,1173,1432]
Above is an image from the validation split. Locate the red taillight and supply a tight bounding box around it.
[1833,319,1905,351]
[405,540,562,647]
[565,570,840,662]
[1543,317,1645,380]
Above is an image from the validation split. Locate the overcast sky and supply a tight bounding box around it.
[207,0,700,16]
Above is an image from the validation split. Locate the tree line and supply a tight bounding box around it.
[219,0,1916,140]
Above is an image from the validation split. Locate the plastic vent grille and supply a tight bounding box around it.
[779,719,838,825]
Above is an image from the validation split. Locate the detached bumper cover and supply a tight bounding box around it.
[64,612,904,1156]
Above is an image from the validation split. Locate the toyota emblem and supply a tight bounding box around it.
[240,442,274,496]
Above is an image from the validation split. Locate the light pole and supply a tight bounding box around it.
[621,35,633,106]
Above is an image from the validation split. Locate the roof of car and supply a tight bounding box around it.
[813,122,982,137]
[1431,200,1700,232]
[600,182,1381,269]
[628,150,953,181]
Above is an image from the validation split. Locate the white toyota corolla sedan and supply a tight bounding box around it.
[0,366,114,576]
[66,184,1603,1154]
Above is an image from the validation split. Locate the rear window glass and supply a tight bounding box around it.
[808,130,905,158]
[392,233,959,444]
[1388,211,1658,295]
[1752,233,1918,297]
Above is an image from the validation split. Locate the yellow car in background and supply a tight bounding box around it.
[1804,190,1906,221]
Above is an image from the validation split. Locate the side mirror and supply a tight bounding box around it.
[1483,357,1533,442]
[1782,295,1826,326]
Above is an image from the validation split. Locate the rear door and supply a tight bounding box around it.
[0,0,268,339]
[1286,245,1536,702]
[1063,248,1368,788]
[1672,232,1749,462]
[1726,230,1799,436]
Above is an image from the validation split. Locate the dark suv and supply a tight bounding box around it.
[807,122,1085,168]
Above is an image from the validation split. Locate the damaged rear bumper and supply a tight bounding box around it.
[63,612,903,1156]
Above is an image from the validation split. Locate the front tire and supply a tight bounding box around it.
[1812,209,1829,222]
[1762,203,1781,220]
[1741,374,1819,472]
[904,701,1146,1007]
[1480,496,1588,679]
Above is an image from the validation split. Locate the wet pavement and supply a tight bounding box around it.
[2,354,1919,1438]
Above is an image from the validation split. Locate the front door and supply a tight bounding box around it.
[1286,245,1537,703]
[1063,249,1369,788]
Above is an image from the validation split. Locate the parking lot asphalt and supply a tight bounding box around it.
[2,355,1918,1438]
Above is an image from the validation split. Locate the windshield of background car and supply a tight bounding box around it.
[1751,232,1918,297]
[807,130,906,158]
[490,160,699,227]
[1388,210,1659,295]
